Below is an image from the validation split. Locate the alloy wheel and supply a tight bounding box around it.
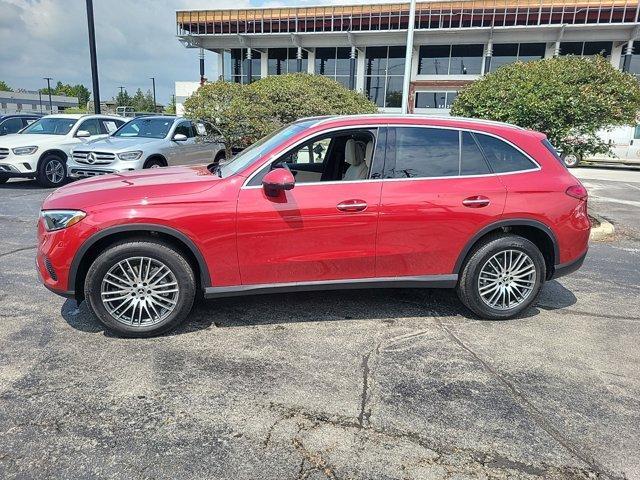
[100,256,179,327]
[477,249,536,311]
[45,159,65,184]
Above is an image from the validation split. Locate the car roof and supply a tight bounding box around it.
[129,115,179,121]
[42,113,123,120]
[0,113,42,118]
[308,114,526,132]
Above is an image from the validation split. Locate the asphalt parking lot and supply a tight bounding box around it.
[0,172,639,480]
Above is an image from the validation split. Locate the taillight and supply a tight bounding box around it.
[566,184,588,200]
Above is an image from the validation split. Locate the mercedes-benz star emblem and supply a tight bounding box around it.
[87,152,96,164]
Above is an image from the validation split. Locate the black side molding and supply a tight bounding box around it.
[551,251,587,279]
[204,274,458,299]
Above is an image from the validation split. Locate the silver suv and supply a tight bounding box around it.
[67,116,225,179]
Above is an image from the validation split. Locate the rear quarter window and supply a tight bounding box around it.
[541,139,568,169]
[475,133,537,173]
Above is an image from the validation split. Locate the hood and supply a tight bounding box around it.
[0,133,64,147]
[43,165,221,210]
[80,136,161,152]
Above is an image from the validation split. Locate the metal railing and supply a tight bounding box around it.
[177,0,640,36]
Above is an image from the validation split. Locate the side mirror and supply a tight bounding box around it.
[262,167,295,197]
[76,130,91,138]
[173,133,187,142]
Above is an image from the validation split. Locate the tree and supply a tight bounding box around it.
[116,89,132,107]
[144,90,156,112]
[249,73,377,125]
[184,74,378,156]
[130,88,156,112]
[450,56,640,158]
[39,81,91,108]
[165,96,176,114]
[183,81,275,158]
[0,80,12,92]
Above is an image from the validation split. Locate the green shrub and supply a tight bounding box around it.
[184,74,378,157]
[450,56,640,158]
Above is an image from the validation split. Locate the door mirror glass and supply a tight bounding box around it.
[76,130,91,138]
[262,167,295,197]
[173,133,188,142]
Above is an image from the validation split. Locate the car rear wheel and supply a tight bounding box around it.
[37,154,67,187]
[84,240,196,337]
[0,176,8,184]
[456,234,546,320]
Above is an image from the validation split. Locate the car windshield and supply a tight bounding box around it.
[22,117,77,135]
[113,118,174,139]
[219,120,318,178]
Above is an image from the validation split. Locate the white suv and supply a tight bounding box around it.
[0,114,125,187]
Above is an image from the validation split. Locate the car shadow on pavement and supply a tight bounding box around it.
[60,280,577,337]
[0,179,58,190]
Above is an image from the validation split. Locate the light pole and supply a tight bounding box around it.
[43,77,53,112]
[400,0,417,114]
[150,77,156,112]
[85,0,101,113]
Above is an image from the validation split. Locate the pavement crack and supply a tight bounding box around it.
[292,437,338,480]
[435,318,624,480]
[0,246,36,258]
[357,341,381,429]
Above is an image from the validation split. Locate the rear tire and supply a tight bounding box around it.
[37,154,67,187]
[84,240,196,337]
[562,153,580,168]
[456,234,546,320]
[0,176,8,184]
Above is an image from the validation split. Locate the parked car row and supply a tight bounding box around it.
[0,114,226,187]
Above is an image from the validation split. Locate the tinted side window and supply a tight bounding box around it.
[1,118,24,135]
[461,132,490,175]
[78,119,101,136]
[174,122,192,137]
[393,127,459,178]
[475,133,536,173]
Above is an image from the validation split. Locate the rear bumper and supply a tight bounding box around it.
[551,250,587,279]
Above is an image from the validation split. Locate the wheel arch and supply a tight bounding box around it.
[69,224,211,300]
[454,219,559,280]
[37,149,68,168]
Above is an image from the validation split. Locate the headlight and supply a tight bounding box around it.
[40,210,86,232]
[12,146,38,155]
[117,151,143,161]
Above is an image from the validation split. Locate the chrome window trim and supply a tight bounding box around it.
[240,123,541,189]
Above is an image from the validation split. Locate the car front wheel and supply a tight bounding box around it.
[457,235,546,320]
[37,154,67,187]
[84,240,196,337]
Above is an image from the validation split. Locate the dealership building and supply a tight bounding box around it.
[175,0,640,114]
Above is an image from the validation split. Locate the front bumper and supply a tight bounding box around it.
[67,157,143,178]
[0,153,39,176]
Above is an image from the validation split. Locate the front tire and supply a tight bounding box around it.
[457,235,546,320]
[37,154,67,187]
[562,153,581,168]
[0,176,8,184]
[143,158,165,169]
[84,240,196,337]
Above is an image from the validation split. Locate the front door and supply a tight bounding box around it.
[376,127,507,277]
[236,128,384,285]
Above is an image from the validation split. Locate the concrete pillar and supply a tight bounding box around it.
[349,47,357,90]
[553,41,561,57]
[199,48,205,85]
[356,48,365,93]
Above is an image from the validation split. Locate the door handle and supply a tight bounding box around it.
[462,195,490,208]
[337,199,368,212]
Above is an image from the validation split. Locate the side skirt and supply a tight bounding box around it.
[204,274,458,299]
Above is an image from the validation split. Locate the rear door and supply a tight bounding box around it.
[376,127,507,277]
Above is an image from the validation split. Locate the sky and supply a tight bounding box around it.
[0,0,377,106]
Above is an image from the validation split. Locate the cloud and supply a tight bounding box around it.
[0,0,249,104]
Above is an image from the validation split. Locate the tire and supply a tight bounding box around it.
[37,154,67,187]
[0,176,8,184]
[143,157,165,169]
[562,153,580,168]
[456,234,546,320]
[84,240,196,337]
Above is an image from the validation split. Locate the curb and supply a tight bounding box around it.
[589,213,615,241]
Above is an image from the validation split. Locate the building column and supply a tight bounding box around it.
[623,40,635,72]
[246,48,252,84]
[553,41,561,57]
[260,50,268,78]
[483,40,493,75]
[349,47,357,90]
[356,48,365,93]
[296,47,303,73]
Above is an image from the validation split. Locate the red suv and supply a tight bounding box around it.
[37,115,589,337]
